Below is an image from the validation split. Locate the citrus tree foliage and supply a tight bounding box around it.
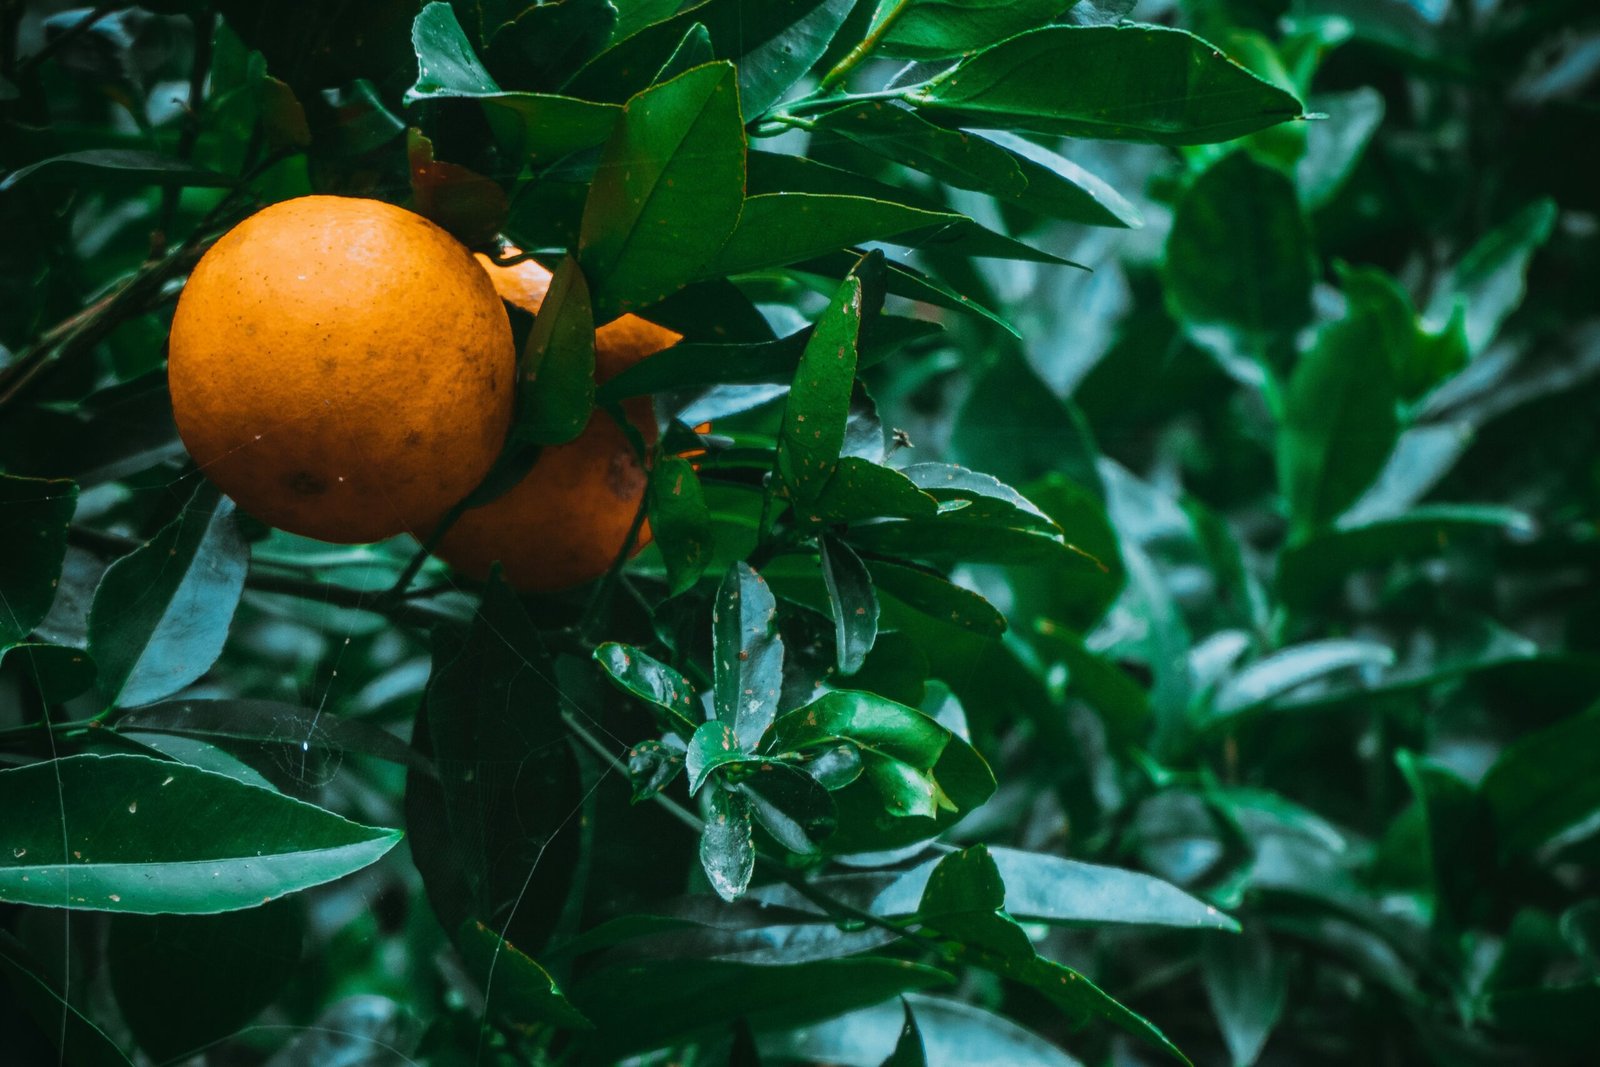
[1,0,1597,1064]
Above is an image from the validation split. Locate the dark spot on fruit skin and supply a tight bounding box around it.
[403,430,422,447]
[285,470,327,495]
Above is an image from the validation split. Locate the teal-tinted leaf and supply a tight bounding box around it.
[797,249,1019,336]
[1202,925,1287,1067]
[867,561,1006,637]
[806,456,941,524]
[1279,297,1402,535]
[1482,710,1600,858]
[650,456,714,596]
[594,641,700,736]
[514,255,595,445]
[88,486,248,708]
[0,475,77,645]
[0,930,133,1067]
[410,2,501,95]
[734,0,854,115]
[805,741,865,790]
[1032,625,1149,749]
[1297,87,1384,209]
[687,719,748,792]
[899,463,1057,531]
[112,698,432,773]
[113,731,275,791]
[405,574,582,952]
[1210,640,1396,720]
[653,21,713,83]
[1163,151,1313,347]
[579,61,746,316]
[571,957,950,1057]
[909,25,1304,145]
[627,737,686,802]
[845,518,1097,567]
[0,754,400,913]
[764,993,1078,1067]
[109,899,304,1062]
[778,266,866,502]
[882,998,928,1067]
[458,919,593,1030]
[969,128,1143,227]
[1338,264,1468,402]
[700,781,755,900]
[713,562,784,748]
[476,93,623,164]
[710,193,954,276]
[0,643,96,704]
[0,149,231,194]
[1425,199,1557,357]
[484,0,617,91]
[868,0,1077,60]
[873,845,1238,930]
[821,533,879,673]
[738,759,838,854]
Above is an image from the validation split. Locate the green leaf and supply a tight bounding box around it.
[1209,639,1396,720]
[821,533,880,673]
[713,562,785,748]
[845,518,1100,567]
[1482,980,1600,1049]
[484,0,617,91]
[578,61,746,316]
[0,149,231,194]
[594,641,701,737]
[1425,199,1558,357]
[1338,263,1468,402]
[108,899,304,1062]
[909,24,1304,145]
[627,737,686,802]
[866,560,1006,638]
[1279,297,1402,536]
[812,104,1140,228]
[0,475,76,645]
[738,759,838,854]
[88,486,248,708]
[687,719,749,792]
[1202,925,1287,1067]
[0,754,400,913]
[0,929,134,1067]
[778,266,866,502]
[765,690,949,768]
[408,4,622,162]
[711,194,947,276]
[1482,710,1600,858]
[699,780,755,900]
[1032,625,1149,749]
[806,457,941,524]
[874,845,1238,930]
[796,249,1019,336]
[899,463,1058,532]
[649,455,714,596]
[514,255,595,445]
[1298,87,1385,209]
[868,0,1078,60]
[1164,151,1313,348]
[0,643,96,704]
[653,21,714,83]
[766,993,1077,1067]
[458,919,593,1030]
[881,998,928,1067]
[405,574,582,952]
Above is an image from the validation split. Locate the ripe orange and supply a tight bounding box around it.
[432,252,682,591]
[168,195,514,544]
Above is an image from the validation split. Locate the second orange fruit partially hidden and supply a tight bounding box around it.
[431,252,683,592]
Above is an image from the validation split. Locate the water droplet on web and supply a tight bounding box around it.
[128,800,137,814]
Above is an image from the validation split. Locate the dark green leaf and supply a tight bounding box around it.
[0,150,231,194]
[806,457,941,524]
[881,998,928,1067]
[713,562,785,748]
[1164,152,1313,347]
[766,993,1077,1067]
[0,754,400,913]
[0,930,133,1067]
[899,463,1058,532]
[88,486,248,708]
[778,266,866,502]
[738,759,838,853]
[821,533,880,673]
[1209,640,1396,720]
[699,780,755,900]
[627,737,686,802]
[765,690,949,767]
[458,919,593,1029]
[1338,264,1468,402]
[868,0,1077,60]
[687,719,749,792]
[845,518,1100,567]
[866,560,1006,638]
[1482,710,1600,858]
[1202,925,1287,1067]
[0,643,96,704]
[650,455,715,596]
[909,25,1304,145]
[109,900,304,1062]
[594,641,701,736]
[653,21,713,83]
[0,475,76,645]
[1425,199,1558,356]
[796,249,1019,336]
[579,61,746,316]
[485,0,618,91]
[514,255,595,445]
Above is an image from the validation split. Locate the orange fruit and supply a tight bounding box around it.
[168,195,514,544]
[432,252,682,591]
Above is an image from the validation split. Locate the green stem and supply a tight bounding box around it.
[817,0,915,92]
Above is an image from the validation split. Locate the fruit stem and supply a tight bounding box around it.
[817,0,916,92]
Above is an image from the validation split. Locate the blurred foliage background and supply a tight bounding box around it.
[2,0,1599,1064]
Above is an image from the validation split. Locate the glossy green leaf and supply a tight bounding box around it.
[0,149,230,194]
[1298,87,1385,209]
[778,267,866,502]
[687,719,749,792]
[1210,639,1396,720]
[738,759,838,853]
[806,457,942,524]
[1279,296,1402,536]
[899,463,1058,532]
[867,560,1006,637]
[649,455,714,596]
[765,690,949,767]
[579,61,745,316]
[699,780,755,900]
[867,0,1077,60]
[108,899,304,1062]
[458,919,593,1030]
[0,754,400,913]
[1482,710,1600,858]
[1202,925,1287,1067]
[627,737,686,802]
[514,255,595,445]
[1425,199,1557,357]
[845,517,1099,567]
[594,641,701,736]
[653,21,714,83]
[88,486,247,709]
[820,533,880,674]
[909,25,1303,145]
[796,248,1019,336]
[0,475,76,645]
[1164,152,1313,348]
[713,562,785,748]
[1338,263,1468,402]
